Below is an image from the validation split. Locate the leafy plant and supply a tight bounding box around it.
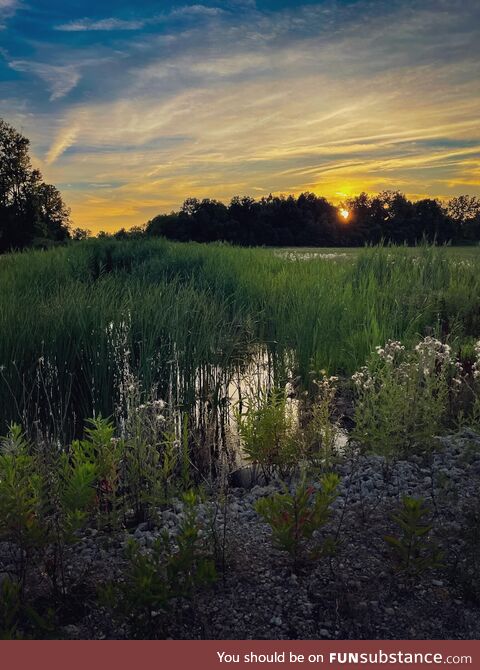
[0,576,57,640]
[103,490,216,637]
[0,577,22,639]
[302,374,341,470]
[236,389,299,479]
[0,425,46,592]
[70,416,121,527]
[351,337,459,458]
[384,496,443,577]
[255,473,340,568]
[119,392,187,523]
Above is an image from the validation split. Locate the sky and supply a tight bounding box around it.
[1,0,479,232]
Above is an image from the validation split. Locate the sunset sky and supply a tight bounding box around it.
[1,0,479,232]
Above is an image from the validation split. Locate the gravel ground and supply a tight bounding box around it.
[2,429,479,640]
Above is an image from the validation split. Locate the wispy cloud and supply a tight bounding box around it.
[45,121,81,164]
[169,5,224,18]
[55,5,224,33]
[9,61,81,100]
[55,17,145,32]
[3,0,480,230]
[0,0,18,27]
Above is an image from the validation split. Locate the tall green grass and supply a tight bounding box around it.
[0,239,479,436]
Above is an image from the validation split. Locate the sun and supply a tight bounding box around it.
[339,208,350,221]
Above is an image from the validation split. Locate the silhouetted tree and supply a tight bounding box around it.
[145,190,480,247]
[71,227,91,241]
[0,118,70,252]
[448,196,480,241]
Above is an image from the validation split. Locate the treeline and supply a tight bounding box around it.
[0,119,71,252]
[139,192,480,247]
[2,117,480,251]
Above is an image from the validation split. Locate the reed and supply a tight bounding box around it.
[1,239,478,437]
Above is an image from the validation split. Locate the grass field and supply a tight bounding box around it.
[0,239,479,438]
[1,239,480,640]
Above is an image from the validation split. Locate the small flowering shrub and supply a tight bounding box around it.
[255,473,340,568]
[471,340,480,425]
[303,374,341,469]
[351,337,462,458]
[236,389,299,479]
[384,496,443,577]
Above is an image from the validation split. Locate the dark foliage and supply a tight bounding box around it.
[0,119,71,252]
[145,191,480,247]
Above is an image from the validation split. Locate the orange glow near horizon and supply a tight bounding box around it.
[14,0,478,235]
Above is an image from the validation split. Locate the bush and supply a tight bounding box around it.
[103,490,216,637]
[351,337,462,458]
[384,496,443,577]
[236,389,300,479]
[0,425,46,592]
[255,473,340,568]
[302,374,341,470]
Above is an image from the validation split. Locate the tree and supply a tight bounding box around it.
[71,227,92,241]
[0,118,71,252]
[447,196,480,241]
[144,190,480,247]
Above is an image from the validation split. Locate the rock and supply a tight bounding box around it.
[320,628,331,638]
[270,616,282,626]
[134,522,149,535]
[162,510,178,525]
[62,625,82,639]
[251,485,275,499]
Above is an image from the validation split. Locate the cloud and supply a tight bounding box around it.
[169,5,224,18]
[0,0,17,26]
[7,0,479,230]
[45,122,81,164]
[55,5,223,33]
[55,17,145,32]
[9,61,81,100]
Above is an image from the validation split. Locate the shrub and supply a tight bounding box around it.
[117,383,189,522]
[255,473,340,568]
[0,577,22,639]
[103,490,216,637]
[384,496,443,577]
[302,374,341,469]
[470,340,480,426]
[0,425,46,592]
[236,389,299,479]
[351,337,461,458]
[0,420,112,601]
